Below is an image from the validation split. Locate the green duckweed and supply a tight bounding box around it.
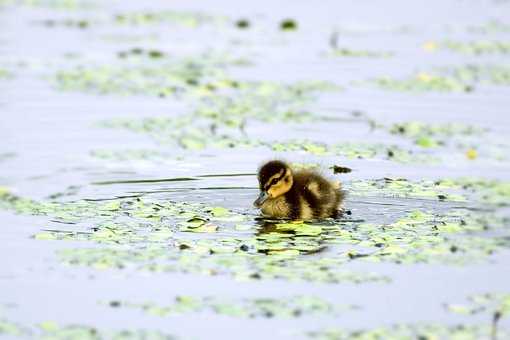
[442,40,510,55]
[374,64,510,92]
[327,48,393,58]
[307,323,507,340]
[104,295,356,319]
[446,293,510,320]
[114,10,228,28]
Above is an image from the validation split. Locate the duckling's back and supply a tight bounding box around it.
[290,170,344,219]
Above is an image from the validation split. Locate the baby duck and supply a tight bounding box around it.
[253,160,344,220]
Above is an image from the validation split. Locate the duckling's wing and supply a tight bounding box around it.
[305,173,346,216]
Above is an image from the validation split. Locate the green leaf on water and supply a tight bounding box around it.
[209,206,230,217]
[280,19,297,31]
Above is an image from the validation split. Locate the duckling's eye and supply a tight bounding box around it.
[271,178,279,185]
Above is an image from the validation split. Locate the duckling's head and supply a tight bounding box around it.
[254,160,293,208]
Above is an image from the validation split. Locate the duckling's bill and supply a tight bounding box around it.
[253,191,268,207]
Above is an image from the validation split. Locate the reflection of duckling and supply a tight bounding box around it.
[253,160,344,220]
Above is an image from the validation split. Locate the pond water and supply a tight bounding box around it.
[1,0,510,339]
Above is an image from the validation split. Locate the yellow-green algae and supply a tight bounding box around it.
[0,318,176,339]
[446,293,510,320]
[59,247,389,284]
[53,55,246,98]
[348,177,510,206]
[38,18,91,29]
[114,10,228,28]
[388,121,486,148]
[373,64,510,92]
[104,295,357,319]
[89,149,175,162]
[0,319,26,337]
[97,118,440,164]
[307,323,507,340]
[325,48,393,58]
[0,68,11,79]
[0,0,90,9]
[467,20,510,34]
[424,40,510,55]
[98,116,506,164]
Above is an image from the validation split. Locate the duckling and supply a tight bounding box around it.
[253,160,344,220]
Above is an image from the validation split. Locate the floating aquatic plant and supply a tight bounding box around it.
[3,175,510,283]
[280,19,297,31]
[114,10,228,28]
[104,295,356,319]
[90,149,174,162]
[38,18,90,29]
[116,47,166,59]
[0,319,176,339]
[0,0,90,9]
[388,121,487,148]
[307,323,508,340]
[348,177,510,207]
[54,58,238,98]
[446,292,510,320]
[0,68,11,79]
[326,48,393,58]
[374,64,510,92]
[95,79,342,150]
[441,40,510,55]
[444,293,510,340]
[235,19,250,29]
[269,139,438,164]
[331,25,414,36]
[97,118,439,163]
[467,20,510,34]
[0,319,26,337]
[58,246,389,284]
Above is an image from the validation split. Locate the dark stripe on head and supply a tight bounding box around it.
[258,160,288,189]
